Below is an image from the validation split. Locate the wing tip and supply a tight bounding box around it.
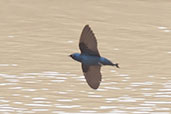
[89,84,99,89]
[88,81,101,90]
[84,24,90,29]
[84,24,95,36]
[91,86,99,89]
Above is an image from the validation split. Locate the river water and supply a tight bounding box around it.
[0,0,171,114]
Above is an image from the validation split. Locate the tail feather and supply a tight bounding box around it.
[116,63,120,68]
[113,63,120,68]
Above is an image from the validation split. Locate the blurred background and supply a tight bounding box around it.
[0,0,171,114]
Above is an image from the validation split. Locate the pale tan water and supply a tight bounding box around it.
[0,0,171,114]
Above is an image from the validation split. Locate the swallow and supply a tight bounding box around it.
[69,25,119,89]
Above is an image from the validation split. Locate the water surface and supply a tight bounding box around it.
[0,0,171,114]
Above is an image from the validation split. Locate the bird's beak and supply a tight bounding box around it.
[68,54,72,57]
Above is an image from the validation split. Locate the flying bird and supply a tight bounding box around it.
[69,25,119,89]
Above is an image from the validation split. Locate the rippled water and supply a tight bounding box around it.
[0,71,170,114]
[0,0,171,114]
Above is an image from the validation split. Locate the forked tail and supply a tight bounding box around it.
[113,63,120,68]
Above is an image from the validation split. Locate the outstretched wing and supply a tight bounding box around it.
[82,64,101,89]
[79,25,100,57]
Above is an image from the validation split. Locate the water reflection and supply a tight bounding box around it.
[158,26,171,33]
[0,71,170,114]
[0,0,171,113]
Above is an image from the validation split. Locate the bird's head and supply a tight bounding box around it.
[69,53,81,62]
